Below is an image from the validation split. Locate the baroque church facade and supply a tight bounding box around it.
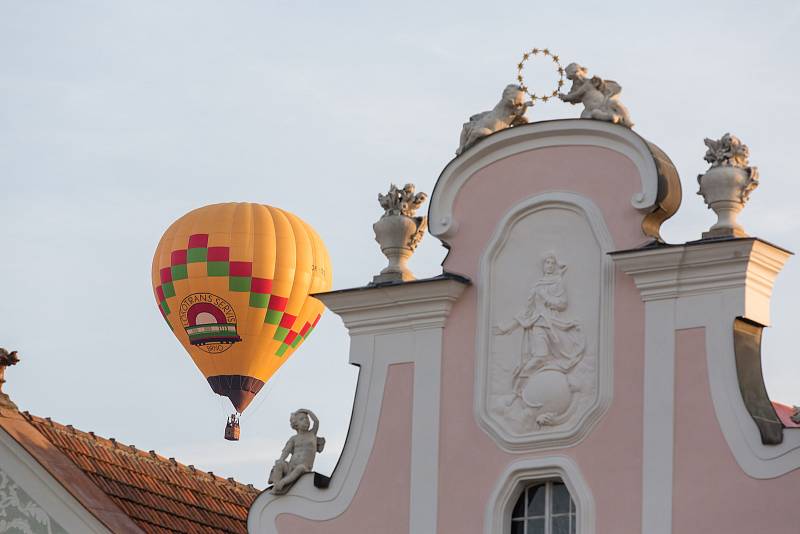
[2,116,799,532]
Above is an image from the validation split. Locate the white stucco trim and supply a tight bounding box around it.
[484,456,595,534]
[0,426,112,533]
[429,119,660,241]
[613,238,796,534]
[639,298,675,534]
[475,192,615,451]
[247,278,467,534]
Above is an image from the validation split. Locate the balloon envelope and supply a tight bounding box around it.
[151,203,332,412]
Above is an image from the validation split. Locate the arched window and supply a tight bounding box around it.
[510,480,576,534]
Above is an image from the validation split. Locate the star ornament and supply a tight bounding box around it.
[516,46,565,106]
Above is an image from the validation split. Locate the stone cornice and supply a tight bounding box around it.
[611,238,791,325]
[314,274,470,335]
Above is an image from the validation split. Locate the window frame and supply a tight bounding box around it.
[484,457,595,534]
[510,479,576,534]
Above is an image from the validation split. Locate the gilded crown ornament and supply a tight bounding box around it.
[455,46,563,156]
[454,49,636,157]
[516,47,565,105]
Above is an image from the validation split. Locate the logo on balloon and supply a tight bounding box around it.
[179,293,242,354]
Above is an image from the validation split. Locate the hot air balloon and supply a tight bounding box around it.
[151,203,332,440]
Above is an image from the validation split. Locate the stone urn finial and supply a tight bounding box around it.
[697,133,759,239]
[0,348,20,410]
[371,183,428,284]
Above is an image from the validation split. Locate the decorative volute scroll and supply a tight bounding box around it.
[429,119,681,245]
[697,133,759,238]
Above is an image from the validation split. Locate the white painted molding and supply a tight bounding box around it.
[611,239,788,326]
[613,238,794,534]
[429,119,661,241]
[475,192,615,451]
[0,427,112,534]
[484,456,595,534]
[247,277,468,534]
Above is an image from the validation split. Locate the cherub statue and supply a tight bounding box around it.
[456,84,532,156]
[268,408,325,495]
[558,63,633,128]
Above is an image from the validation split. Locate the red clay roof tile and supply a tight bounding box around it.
[19,413,259,534]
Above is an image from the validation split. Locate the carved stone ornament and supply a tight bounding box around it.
[456,84,532,156]
[0,468,67,533]
[558,63,633,128]
[477,193,614,451]
[268,409,325,495]
[493,253,588,430]
[0,348,20,410]
[697,133,759,238]
[371,183,428,284]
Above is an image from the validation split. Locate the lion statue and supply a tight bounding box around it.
[456,84,531,156]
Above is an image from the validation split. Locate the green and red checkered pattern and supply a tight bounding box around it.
[154,233,318,356]
[275,313,321,357]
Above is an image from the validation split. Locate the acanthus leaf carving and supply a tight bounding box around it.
[0,468,67,534]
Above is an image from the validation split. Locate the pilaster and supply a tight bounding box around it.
[247,274,468,534]
[612,237,793,534]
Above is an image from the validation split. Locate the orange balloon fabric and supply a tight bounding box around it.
[151,203,332,412]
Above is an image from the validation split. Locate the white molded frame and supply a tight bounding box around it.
[429,119,661,241]
[475,192,615,451]
[484,456,595,534]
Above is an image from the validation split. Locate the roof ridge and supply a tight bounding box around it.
[21,411,259,495]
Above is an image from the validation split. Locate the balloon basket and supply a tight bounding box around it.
[224,413,240,441]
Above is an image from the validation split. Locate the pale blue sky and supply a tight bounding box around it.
[2,1,799,486]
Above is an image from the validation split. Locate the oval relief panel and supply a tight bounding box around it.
[476,192,614,451]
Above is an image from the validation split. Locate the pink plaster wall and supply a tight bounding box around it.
[276,363,413,534]
[261,140,800,534]
[437,146,649,533]
[673,329,800,533]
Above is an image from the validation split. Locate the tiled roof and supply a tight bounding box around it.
[772,401,800,429]
[19,411,260,534]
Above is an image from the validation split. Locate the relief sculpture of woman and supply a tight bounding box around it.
[493,252,586,428]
